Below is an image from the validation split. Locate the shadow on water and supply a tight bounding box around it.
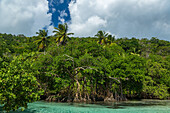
[115,102,167,107]
[64,100,169,110]
[10,109,37,113]
[0,106,37,113]
[0,106,4,113]
[107,100,168,109]
[64,102,126,109]
[1,100,170,112]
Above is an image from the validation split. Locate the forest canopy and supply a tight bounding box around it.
[0,24,170,112]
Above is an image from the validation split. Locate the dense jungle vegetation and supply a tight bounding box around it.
[0,23,170,112]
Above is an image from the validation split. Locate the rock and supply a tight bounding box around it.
[73,98,80,102]
[52,97,56,102]
[104,97,115,102]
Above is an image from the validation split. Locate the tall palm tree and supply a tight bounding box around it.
[36,29,48,38]
[95,31,115,45]
[95,30,108,45]
[106,35,115,45]
[53,23,74,46]
[34,29,48,54]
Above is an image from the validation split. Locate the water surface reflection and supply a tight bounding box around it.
[2,100,170,113]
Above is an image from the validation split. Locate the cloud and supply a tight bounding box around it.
[69,15,106,36]
[68,0,170,40]
[58,10,68,23]
[0,0,52,36]
[52,8,56,13]
[48,24,55,36]
[60,0,64,4]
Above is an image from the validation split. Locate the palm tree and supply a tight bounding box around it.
[36,29,48,38]
[95,30,108,45]
[95,31,115,45]
[53,23,74,46]
[34,29,48,54]
[106,35,115,45]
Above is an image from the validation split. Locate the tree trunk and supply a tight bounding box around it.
[120,80,123,101]
[73,79,81,102]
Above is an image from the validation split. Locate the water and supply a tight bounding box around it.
[1,100,170,113]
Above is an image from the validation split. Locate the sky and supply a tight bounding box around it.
[0,0,170,41]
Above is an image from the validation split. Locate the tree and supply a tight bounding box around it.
[53,23,74,46]
[95,30,108,45]
[142,55,170,99]
[95,31,115,45]
[36,29,48,38]
[110,54,146,99]
[106,34,115,44]
[0,53,43,112]
[34,29,49,54]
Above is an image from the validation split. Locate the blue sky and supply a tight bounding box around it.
[47,0,71,27]
[0,0,170,41]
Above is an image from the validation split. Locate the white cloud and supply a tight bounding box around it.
[69,15,106,36]
[60,0,64,4]
[59,10,68,17]
[58,10,68,24]
[0,0,52,36]
[52,8,56,13]
[59,17,65,24]
[68,0,170,40]
[48,25,55,36]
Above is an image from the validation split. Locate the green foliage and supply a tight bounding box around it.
[0,30,169,112]
[53,23,74,46]
[95,30,115,45]
[0,53,43,112]
[34,30,49,53]
[143,80,169,99]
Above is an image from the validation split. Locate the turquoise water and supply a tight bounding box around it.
[1,100,170,113]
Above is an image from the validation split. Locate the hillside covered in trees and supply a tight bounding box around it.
[0,24,170,112]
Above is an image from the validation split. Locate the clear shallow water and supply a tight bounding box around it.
[1,100,170,113]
